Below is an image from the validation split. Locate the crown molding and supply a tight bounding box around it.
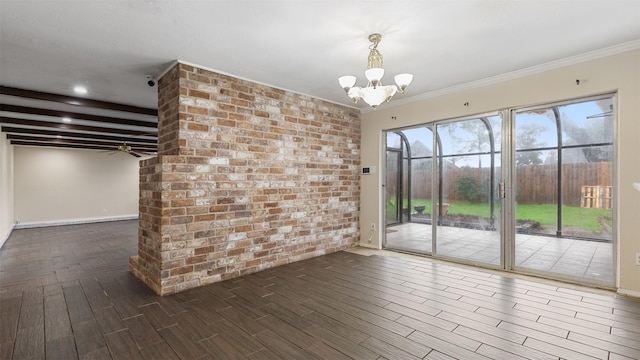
[363,39,640,113]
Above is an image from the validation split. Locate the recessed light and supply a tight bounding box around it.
[56,135,62,138]
[73,86,88,95]
[62,117,72,123]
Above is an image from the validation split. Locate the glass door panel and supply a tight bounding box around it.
[434,116,502,266]
[385,131,403,226]
[384,129,433,254]
[513,97,614,285]
[385,149,401,226]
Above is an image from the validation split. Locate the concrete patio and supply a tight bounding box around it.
[385,222,613,286]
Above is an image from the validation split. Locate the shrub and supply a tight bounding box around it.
[455,175,489,203]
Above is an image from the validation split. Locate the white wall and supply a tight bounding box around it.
[14,146,142,226]
[360,49,640,295]
[0,133,14,249]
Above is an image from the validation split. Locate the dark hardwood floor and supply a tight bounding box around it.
[1,220,639,359]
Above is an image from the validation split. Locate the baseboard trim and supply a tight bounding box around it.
[0,223,15,249]
[357,242,380,250]
[617,288,640,299]
[14,215,139,229]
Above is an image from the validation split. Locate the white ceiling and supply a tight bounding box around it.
[1,0,639,110]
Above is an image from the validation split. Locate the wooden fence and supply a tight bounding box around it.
[410,162,612,207]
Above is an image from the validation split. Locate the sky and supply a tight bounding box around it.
[388,96,613,168]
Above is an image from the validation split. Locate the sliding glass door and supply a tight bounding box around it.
[383,116,502,265]
[512,96,615,285]
[384,94,615,287]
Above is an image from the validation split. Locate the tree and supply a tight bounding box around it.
[560,100,613,163]
[454,174,489,203]
[516,123,545,165]
[445,119,493,167]
[447,117,500,168]
[459,120,491,167]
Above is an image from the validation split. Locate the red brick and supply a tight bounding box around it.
[188,89,210,100]
[187,122,209,131]
[217,119,236,127]
[170,265,193,276]
[187,106,208,115]
[133,61,361,296]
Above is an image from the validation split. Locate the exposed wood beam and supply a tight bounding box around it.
[0,117,154,136]
[0,104,157,128]
[6,134,157,151]
[0,85,157,116]
[11,140,124,151]
[1,126,157,144]
[2,126,158,146]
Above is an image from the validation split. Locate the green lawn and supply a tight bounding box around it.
[395,199,611,232]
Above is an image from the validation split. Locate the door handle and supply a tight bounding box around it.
[499,182,506,199]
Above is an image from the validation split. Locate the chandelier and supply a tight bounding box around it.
[338,33,413,110]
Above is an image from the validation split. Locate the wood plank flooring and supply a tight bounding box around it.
[1,220,639,359]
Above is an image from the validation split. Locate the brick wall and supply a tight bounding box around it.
[130,63,361,295]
